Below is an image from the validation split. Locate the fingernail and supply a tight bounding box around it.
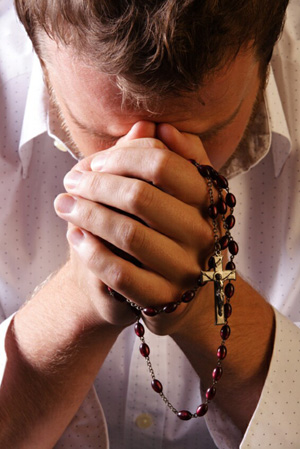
[55,194,76,214]
[67,227,85,247]
[91,153,107,171]
[64,170,83,189]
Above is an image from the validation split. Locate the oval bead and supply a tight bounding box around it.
[226,192,236,208]
[197,164,212,178]
[151,379,163,393]
[206,386,217,401]
[226,261,236,271]
[143,307,159,317]
[225,283,235,298]
[196,403,208,417]
[212,366,223,381]
[216,174,228,189]
[224,302,232,319]
[181,290,195,303]
[225,214,235,230]
[228,240,239,255]
[139,343,150,357]
[177,410,193,421]
[210,168,219,180]
[208,205,218,219]
[217,199,227,215]
[134,322,145,337]
[217,344,227,360]
[219,235,229,249]
[163,302,178,313]
[197,276,207,287]
[220,324,231,340]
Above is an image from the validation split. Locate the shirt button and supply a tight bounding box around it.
[135,413,153,429]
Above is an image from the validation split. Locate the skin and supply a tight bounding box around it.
[0,39,275,447]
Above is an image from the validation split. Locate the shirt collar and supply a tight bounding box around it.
[18,54,48,178]
[18,54,78,178]
[265,67,292,177]
[221,66,291,179]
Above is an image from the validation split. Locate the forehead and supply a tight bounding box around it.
[46,40,258,134]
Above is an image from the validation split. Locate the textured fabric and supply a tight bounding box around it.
[0,1,300,448]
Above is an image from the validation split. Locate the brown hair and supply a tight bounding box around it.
[15,0,289,104]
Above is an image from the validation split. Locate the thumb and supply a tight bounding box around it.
[156,123,212,166]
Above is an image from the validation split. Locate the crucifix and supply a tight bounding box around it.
[201,254,236,325]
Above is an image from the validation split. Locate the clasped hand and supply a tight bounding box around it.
[55,122,216,334]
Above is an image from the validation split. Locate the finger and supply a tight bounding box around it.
[55,193,202,283]
[66,225,185,308]
[89,144,208,206]
[156,123,212,165]
[74,121,161,172]
[62,170,212,243]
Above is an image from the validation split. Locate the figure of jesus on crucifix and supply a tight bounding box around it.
[201,254,236,325]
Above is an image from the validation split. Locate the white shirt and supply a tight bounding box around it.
[0,1,300,448]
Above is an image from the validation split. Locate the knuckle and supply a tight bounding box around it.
[126,180,154,212]
[151,150,173,185]
[109,264,132,291]
[83,203,97,228]
[118,220,143,251]
[87,173,102,197]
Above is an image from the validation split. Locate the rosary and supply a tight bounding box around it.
[107,162,238,420]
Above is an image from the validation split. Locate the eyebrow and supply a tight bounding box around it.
[64,97,243,142]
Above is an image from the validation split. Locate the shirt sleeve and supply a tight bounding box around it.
[202,307,300,449]
[240,308,300,447]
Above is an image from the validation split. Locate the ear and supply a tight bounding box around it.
[156,123,212,166]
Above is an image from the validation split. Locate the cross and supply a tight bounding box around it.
[201,254,236,325]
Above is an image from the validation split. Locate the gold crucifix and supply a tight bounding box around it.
[201,254,236,325]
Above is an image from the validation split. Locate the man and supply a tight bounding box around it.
[0,0,299,447]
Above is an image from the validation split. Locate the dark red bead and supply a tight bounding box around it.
[151,379,163,393]
[226,261,236,271]
[217,199,227,215]
[219,235,229,249]
[220,324,231,340]
[196,403,208,417]
[163,302,178,313]
[216,174,228,190]
[181,290,195,303]
[226,192,236,208]
[208,205,218,219]
[134,322,145,337]
[225,214,235,229]
[224,302,232,319]
[197,276,207,287]
[143,307,159,316]
[206,386,217,401]
[139,343,150,357]
[228,240,239,255]
[212,366,223,381]
[225,283,235,298]
[217,344,227,360]
[197,165,212,178]
[177,410,193,420]
[210,168,219,180]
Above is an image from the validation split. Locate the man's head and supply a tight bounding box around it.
[15,0,288,107]
[14,0,289,167]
